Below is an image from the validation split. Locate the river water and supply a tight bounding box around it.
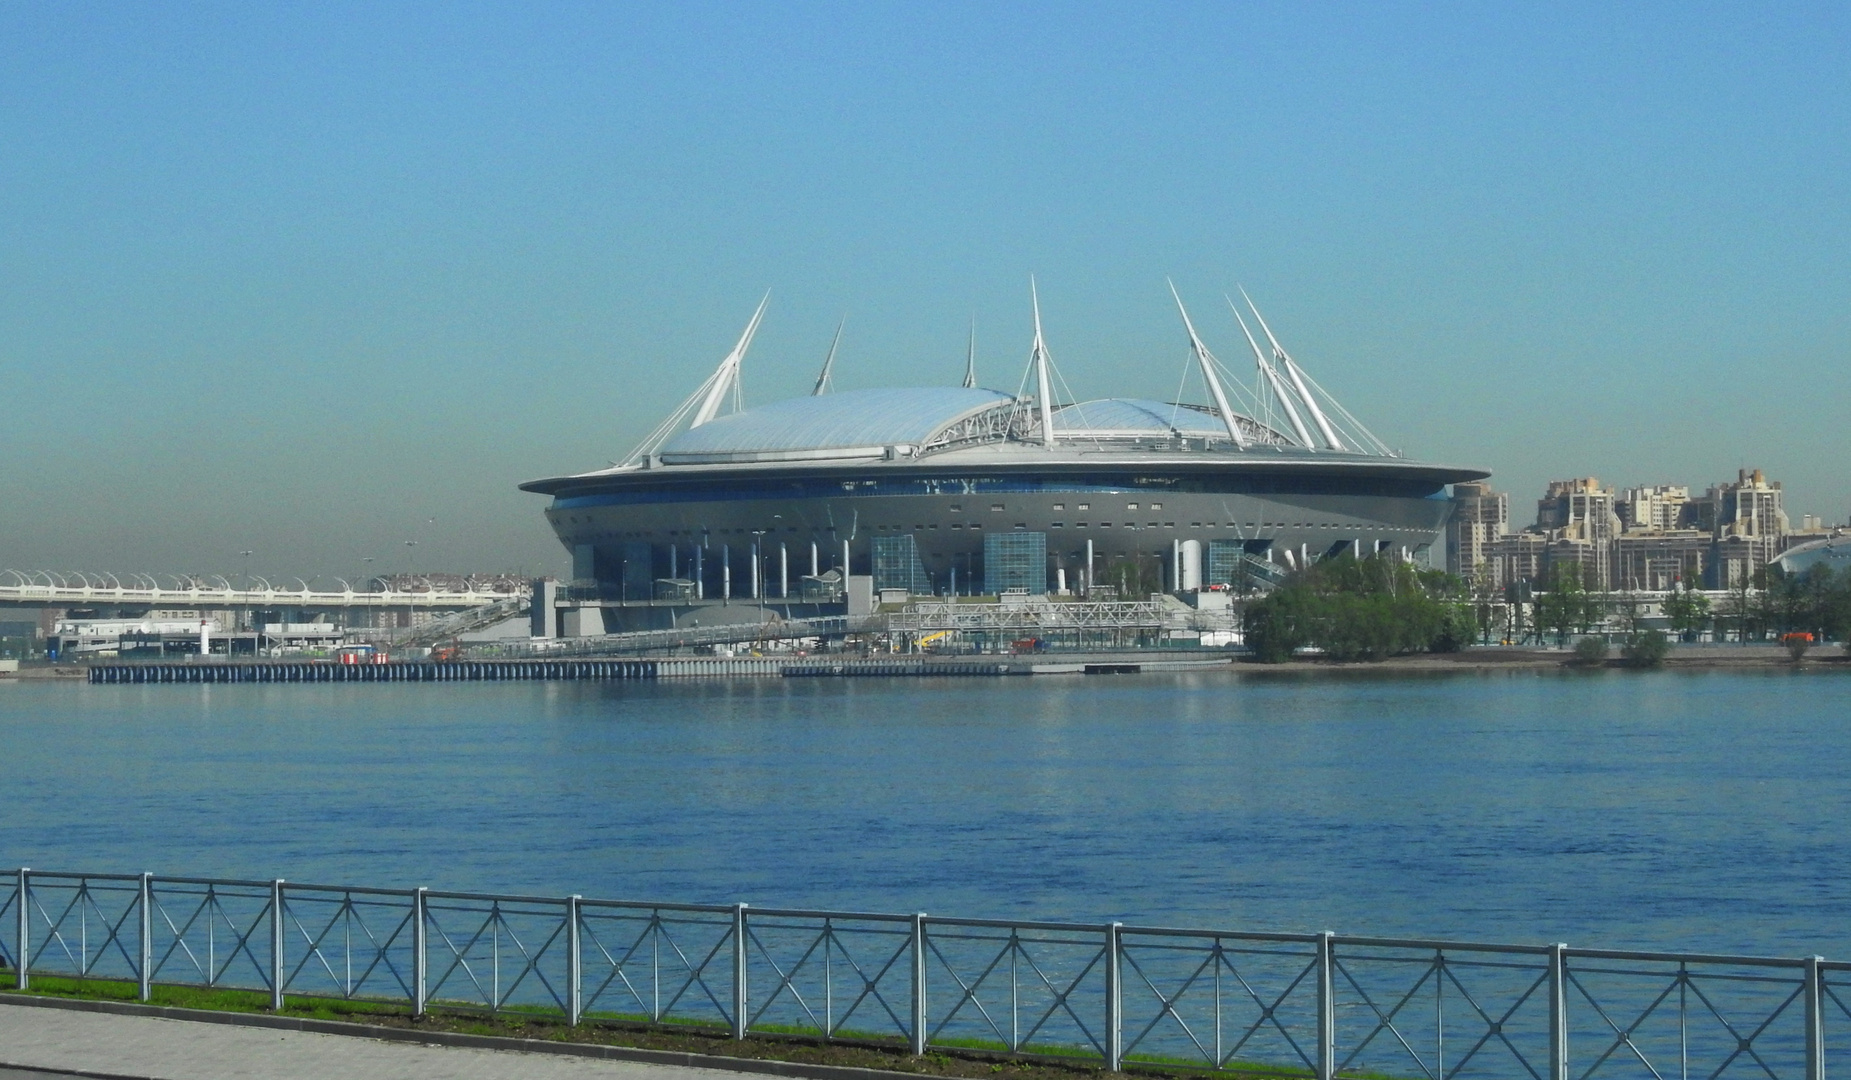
[2,669,1847,959]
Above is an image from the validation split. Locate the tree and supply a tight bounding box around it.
[1534,564,1600,645]
[1663,585,1711,642]
[1243,554,1473,663]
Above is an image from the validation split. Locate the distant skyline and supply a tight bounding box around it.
[2,3,1846,580]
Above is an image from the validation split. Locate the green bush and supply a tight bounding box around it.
[1571,636,1610,665]
[1243,555,1471,663]
[1621,629,1671,668]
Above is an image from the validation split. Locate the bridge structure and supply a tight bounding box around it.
[0,571,530,655]
[0,571,525,612]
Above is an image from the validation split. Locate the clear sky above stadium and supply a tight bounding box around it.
[2,3,1845,579]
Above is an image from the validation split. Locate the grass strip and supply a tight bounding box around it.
[0,971,1367,1080]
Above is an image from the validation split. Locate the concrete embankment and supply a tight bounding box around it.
[82,652,1238,684]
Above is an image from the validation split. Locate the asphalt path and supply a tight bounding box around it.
[0,1003,755,1080]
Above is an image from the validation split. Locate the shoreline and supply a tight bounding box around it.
[5,645,1847,682]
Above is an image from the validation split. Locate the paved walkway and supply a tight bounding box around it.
[0,1003,753,1080]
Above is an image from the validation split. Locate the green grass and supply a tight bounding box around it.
[0,969,1398,1080]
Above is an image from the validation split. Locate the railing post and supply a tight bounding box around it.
[732,903,749,1039]
[270,879,285,1011]
[567,895,582,1026]
[1806,955,1824,1080]
[1549,943,1568,1080]
[1317,932,1335,1080]
[1106,922,1123,1071]
[138,873,153,1001]
[413,888,428,1017]
[911,913,928,1056]
[15,868,28,992]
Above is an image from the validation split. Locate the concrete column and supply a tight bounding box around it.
[530,579,558,639]
[695,545,705,599]
[722,545,731,601]
[779,543,788,599]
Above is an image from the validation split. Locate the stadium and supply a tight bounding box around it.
[521,288,1488,630]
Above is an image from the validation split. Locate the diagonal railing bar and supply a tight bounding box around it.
[926,931,1020,1047]
[582,911,735,1023]
[1220,947,1321,1070]
[1120,942,1220,1064]
[1822,977,1851,1025]
[1434,958,1548,1080]
[425,904,505,1009]
[1335,953,1444,1079]
[747,919,912,1039]
[815,927,913,1038]
[1681,972,1803,1080]
[424,900,568,1013]
[580,912,664,1018]
[1567,967,1677,1080]
[150,885,273,989]
[285,892,414,1000]
[0,880,16,969]
[1006,937,1108,1055]
[746,919,832,1033]
[33,880,140,979]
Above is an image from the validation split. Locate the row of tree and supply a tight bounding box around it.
[1487,562,1851,645]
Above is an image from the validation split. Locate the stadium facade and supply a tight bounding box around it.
[522,289,1488,623]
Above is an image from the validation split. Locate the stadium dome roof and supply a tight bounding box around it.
[659,386,1015,462]
[1053,398,1233,437]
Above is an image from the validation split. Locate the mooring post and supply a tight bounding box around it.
[911,913,928,1055]
[138,872,153,1001]
[1806,955,1825,1080]
[1317,932,1335,1080]
[270,879,285,1011]
[413,888,428,1016]
[732,903,749,1039]
[1105,922,1123,1071]
[567,895,583,1026]
[1549,943,1568,1080]
[15,868,29,992]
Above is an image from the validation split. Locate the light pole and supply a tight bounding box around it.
[404,541,418,635]
[239,550,253,656]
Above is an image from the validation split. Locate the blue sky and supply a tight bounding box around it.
[2,3,1846,579]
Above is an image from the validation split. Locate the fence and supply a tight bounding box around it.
[3,867,1844,1080]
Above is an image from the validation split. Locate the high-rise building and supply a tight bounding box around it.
[1448,482,1507,585]
[1720,469,1788,540]
[1534,478,1621,588]
[1617,485,1690,532]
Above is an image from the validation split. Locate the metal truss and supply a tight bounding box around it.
[887,600,1166,635]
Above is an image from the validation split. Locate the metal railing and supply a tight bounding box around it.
[3,866,1840,1080]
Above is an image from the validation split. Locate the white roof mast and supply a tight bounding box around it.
[1167,280,1246,450]
[1240,287,1344,451]
[963,317,977,388]
[691,292,769,428]
[1228,299,1314,449]
[811,316,844,396]
[1030,279,1056,447]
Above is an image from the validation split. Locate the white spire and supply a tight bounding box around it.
[963,317,977,388]
[1240,287,1343,451]
[1030,279,1055,447]
[1168,280,1247,450]
[812,316,844,396]
[691,292,768,428]
[1228,298,1313,449]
